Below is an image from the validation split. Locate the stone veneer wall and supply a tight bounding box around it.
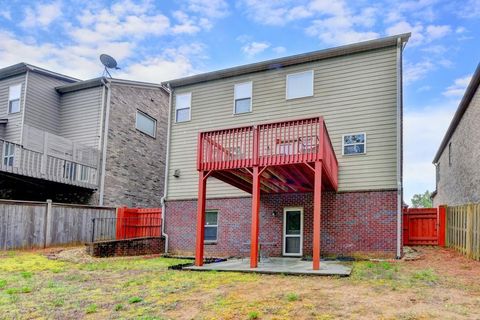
[165,190,398,259]
[102,84,169,207]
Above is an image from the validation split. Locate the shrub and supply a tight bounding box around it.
[128,296,143,304]
[86,304,97,314]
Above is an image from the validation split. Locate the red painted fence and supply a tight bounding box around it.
[403,207,446,246]
[116,207,162,240]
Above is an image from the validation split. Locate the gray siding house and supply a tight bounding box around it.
[433,63,480,207]
[162,34,409,264]
[0,63,169,207]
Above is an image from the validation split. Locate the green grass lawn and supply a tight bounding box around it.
[0,247,479,319]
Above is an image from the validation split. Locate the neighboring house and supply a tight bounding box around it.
[0,63,169,207]
[163,34,410,270]
[432,63,480,207]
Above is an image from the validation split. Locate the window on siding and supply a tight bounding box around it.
[204,210,218,242]
[234,82,252,114]
[8,84,21,114]
[176,93,191,122]
[448,142,452,166]
[63,161,77,181]
[79,166,89,182]
[136,110,157,138]
[286,70,313,99]
[342,133,366,155]
[2,142,15,166]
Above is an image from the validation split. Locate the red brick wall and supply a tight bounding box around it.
[165,190,398,259]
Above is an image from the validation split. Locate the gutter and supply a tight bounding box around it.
[19,70,29,145]
[396,37,404,259]
[98,79,112,205]
[160,84,173,253]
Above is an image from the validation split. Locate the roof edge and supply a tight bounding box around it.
[56,77,169,93]
[164,33,410,88]
[0,63,80,83]
[433,62,480,163]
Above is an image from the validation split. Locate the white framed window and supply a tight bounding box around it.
[136,110,157,138]
[286,70,313,100]
[8,84,22,114]
[204,210,218,243]
[63,161,77,180]
[234,82,252,114]
[3,142,15,166]
[175,93,191,123]
[342,133,366,155]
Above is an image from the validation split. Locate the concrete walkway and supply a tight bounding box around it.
[184,257,352,276]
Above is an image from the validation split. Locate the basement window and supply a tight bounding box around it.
[8,84,21,114]
[204,210,218,243]
[342,133,366,155]
[136,110,157,138]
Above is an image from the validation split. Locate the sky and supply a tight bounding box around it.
[0,0,479,204]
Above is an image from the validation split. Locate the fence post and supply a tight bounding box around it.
[466,203,473,258]
[44,199,53,248]
[438,205,447,247]
[91,218,96,243]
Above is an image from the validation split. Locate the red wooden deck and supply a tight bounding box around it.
[194,116,339,270]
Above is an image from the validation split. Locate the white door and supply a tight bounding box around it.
[283,207,303,256]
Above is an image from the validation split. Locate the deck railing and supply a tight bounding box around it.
[0,138,98,188]
[197,116,338,188]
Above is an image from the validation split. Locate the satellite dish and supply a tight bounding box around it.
[99,54,120,78]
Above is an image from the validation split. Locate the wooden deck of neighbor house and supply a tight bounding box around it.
[194,116,338,271]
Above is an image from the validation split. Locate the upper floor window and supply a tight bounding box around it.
[234,82,252,114]
[286,70,313,100]
[136,110,157,138]
[342,133,366,155]
[8,84,22,114]
[176,93,191,123]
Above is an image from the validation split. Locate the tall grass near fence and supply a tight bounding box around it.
[446,204,480,261]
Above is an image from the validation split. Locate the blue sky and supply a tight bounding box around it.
[0,0,479,203]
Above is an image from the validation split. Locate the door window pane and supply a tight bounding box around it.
[285,237,300,254]
[286,211,301,235]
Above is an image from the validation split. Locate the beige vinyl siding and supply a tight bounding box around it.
[0,73,27,143]
[59,86,103,148]
[23,72,71,136]
[167,46,399,200]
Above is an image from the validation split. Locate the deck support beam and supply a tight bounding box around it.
[312,160,322,270]
[195,170,210,266]
[250,165,261,268]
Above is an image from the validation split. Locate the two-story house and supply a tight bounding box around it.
[162,34,410,270]
[432,63,480,207]
[0,63,169,207]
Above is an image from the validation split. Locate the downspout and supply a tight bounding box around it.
[160,84,173,253]
[396,37,403,259]
[98,79,112,206]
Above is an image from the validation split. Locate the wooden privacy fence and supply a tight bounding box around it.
[0,199,116,250]
[116,207,162,239]
[446,204,480,261]
[403,208,439,245]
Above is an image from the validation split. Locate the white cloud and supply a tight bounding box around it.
[404,60,435,84]
[239,0,312,26]
[21,1,62,28]
[386,21,424,45]
[0,9,11,20]
[242,41,270,57]
[403,104,457,204]
[443,75,472,97]
[273,46,286,54]
[426,24,451,40]
[185,0,229,18]
[458,0,480,18]
[171,11,201,34]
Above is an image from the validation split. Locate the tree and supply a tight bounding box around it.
[411,190,433,208]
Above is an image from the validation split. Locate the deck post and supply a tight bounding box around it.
[195,170,208,266]
[313,160,322,270]
[250,166,261,268]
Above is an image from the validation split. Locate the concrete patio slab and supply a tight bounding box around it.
[184,257,352,276]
